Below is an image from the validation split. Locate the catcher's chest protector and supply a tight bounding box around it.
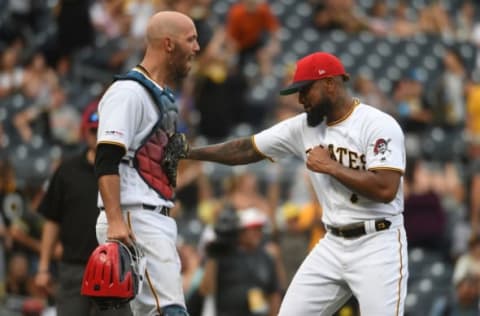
[114,69,178,200]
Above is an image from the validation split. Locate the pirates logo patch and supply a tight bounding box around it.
[371,138,391,160]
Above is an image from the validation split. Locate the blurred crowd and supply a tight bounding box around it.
[1,0,480,315]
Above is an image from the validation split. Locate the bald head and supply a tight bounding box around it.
[141,11,199,86]
[146,11,195,46]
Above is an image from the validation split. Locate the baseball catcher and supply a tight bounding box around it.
[114,70,188,199]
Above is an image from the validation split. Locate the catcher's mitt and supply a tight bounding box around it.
[162,133,189,187]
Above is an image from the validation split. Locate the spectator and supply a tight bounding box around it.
[432,235,480,316]
[53,0,94,63]
[391,70,432,156]
[465,78,480,159]
[6,252,34,297]
[178,241,203,309]
[366,0,392,36]
[430,274,479,316]
[0,42,25,98]
[469,161,480,234]
[224,170,275,232]
[470,9,480,69]
[452,235,480,286]
[313,0,368,34]
[126,0,156,44]
[0,157,16,200]
[89,0,131,41]
[14,85,81,146]
[403,158,448,252]
[454,0,476,42]
[200,207,282,316]
[11,52,60,142]
[278,202,309,283]
[21,51,58,102]
[277,170,325,285]
[429,162,465,208]
[8,184,46,275]
[418,1,454,39]
[85,0,132,72]
[390,0,418,38]
[0,157,17,283]
[226,0,281,77]
[0,157,20,255]
[0,214,7,300]
[277,197,325,286]
[0,124,6,151]
[272,64,304,124]
[175,157,215,221]
[353,74,395,115]
[193,28,248,139]
[429,47,467,131]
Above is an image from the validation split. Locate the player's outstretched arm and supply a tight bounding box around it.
[187,136,264,165]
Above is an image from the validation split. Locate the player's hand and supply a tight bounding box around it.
[107,219,135,246]
[305,145,335,174]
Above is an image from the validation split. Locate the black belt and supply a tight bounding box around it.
[326,219,391,238]
[100,204,170,217]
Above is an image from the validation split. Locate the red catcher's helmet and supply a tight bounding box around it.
[81,240,143,310]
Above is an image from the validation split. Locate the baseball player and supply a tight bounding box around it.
[186,52,408,315]
[94,11,199,316]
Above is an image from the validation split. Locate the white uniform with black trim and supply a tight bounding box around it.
[95,70,185,315]
[254,102,408,316]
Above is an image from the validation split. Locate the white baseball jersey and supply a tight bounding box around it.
[96,73,174,208]
[254,101,405,226]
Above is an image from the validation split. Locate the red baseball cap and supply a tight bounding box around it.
[279,52,348,95]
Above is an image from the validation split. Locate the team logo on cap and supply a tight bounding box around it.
[371,138,391,161]
[318,69,326,75]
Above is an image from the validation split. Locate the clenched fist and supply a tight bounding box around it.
[305,145,335,174]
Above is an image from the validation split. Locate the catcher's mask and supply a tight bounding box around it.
[81,240,145,310]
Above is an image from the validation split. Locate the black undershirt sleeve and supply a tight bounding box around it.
[95,143,126,178]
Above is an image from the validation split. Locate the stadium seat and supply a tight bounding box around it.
[285,15,302,30]
[302,27,319,43]
[331,30,348,44]
[271,2,286,17]
[212,1,229,17]
[295,3,312,18]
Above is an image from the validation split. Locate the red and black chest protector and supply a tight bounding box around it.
[114,69,178,200]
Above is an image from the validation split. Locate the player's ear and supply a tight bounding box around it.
[165,37,174,53]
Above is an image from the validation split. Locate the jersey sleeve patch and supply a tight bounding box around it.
[370,138,392,161]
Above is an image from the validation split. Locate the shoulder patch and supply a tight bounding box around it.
[370,138,391,161]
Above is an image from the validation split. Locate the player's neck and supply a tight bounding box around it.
[327,96,356,124]
[138,61,171,88]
